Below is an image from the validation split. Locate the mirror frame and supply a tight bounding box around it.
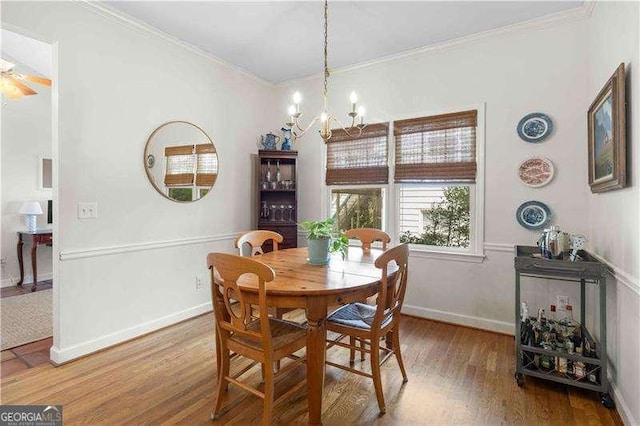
[143,120,218,203]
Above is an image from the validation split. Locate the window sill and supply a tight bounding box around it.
[408,247,486,263]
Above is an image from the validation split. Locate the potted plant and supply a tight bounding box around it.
[300,218,348,264]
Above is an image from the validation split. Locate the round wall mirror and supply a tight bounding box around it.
[144,121,219,202]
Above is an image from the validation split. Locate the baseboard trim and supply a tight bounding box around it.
[402,304,514,335]
[1,273,53,288]
[59,233,237,261]
[609,372,638,426]
[50,302,212,364]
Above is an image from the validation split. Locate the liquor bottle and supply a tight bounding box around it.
[265,160,272,182]
[559,304,580,339]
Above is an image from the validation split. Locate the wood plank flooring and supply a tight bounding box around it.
[0,313,623,425]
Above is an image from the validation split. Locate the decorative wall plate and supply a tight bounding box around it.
[516,200,552,230]
[517,113,553,142]
[518,157,555,187]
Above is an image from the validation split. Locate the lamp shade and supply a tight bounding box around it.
[19,201,43,215]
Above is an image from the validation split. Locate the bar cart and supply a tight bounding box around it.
[514,245,614,408]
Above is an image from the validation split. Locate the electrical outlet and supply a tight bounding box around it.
[195,275,204,290]
[557,295,569,312]
[78,202,98,219]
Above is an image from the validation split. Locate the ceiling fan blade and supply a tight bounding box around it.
[0,80,25,99]
[1,76,37,97]
[0,58,15,72]
[19,74,52,87]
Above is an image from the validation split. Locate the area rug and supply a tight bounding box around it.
[1,289,52,350]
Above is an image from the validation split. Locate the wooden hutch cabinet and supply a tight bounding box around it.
[256,150,298,251]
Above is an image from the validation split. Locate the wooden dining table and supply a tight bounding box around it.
[233,246,393,426]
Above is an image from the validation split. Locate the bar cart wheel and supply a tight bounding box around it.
[600,393,615,408]
[515,372,525,387]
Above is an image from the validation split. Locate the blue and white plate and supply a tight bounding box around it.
[517,113,553,143]
[516,201,552,230]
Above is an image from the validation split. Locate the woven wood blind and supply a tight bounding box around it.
[195,143,218,187]
[326,123,389,185]
[164,145,195,186]
[394,110,477,183]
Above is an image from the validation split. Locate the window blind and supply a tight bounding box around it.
[394,110,477,183]
[326,122,389,185]
[164,145,195,186]
[195,144,218,187]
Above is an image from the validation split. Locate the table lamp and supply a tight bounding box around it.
[19,201,43,233]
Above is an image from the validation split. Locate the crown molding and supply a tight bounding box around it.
[278,3,592,88]
[73,0,274,88]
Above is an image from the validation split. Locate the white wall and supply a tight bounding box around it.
[277,14,591,329]
[1,1,277,362]
[1,59,52,287]
[275,3,639,421]
[587,2,640,424]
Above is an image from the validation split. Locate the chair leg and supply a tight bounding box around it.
[393,327,408,383]
[212,347,230,419]
[262,361,275,426]
[349,336,356,365]
[370,337,386,414]
[274,309,285,372]
[359,338,366,361]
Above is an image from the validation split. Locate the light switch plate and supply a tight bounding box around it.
[78,202,98,219]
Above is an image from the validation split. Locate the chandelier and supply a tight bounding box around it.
[285,0,366,142]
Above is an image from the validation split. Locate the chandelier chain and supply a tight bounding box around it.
[323,0,329,101]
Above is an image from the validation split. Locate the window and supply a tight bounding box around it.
[324,108,483,258]
[327,123,389,232]
[394,110,478,252]
[331,188,384,230]
[399,185,470,249]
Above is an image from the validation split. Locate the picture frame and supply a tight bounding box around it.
[588,63,626,193]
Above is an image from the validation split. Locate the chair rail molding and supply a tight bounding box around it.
[59,233,238,261]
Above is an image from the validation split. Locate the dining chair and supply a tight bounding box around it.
[234,230,298,321]
[234,230,283,257]
[343,228,391,253]
[324,243,409,414]
[208,252,307,425]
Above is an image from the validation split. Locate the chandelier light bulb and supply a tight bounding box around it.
[281,0,366,141]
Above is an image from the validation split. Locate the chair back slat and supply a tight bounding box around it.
[234,230,284,257]
[372,243,409,329]
[207,253,276,348]
[344,228,391,252]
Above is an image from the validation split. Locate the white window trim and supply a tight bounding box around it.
[323,103,486,263]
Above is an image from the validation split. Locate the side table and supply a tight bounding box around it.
[17,229,53,292]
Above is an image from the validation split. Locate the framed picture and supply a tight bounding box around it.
[588,63,626,193]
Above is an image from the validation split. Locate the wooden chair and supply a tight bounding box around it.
[208,253,307,425]
[234,230,297,321]
[234,230,283,257]
[343,228,391,253]
[325,243,409,414]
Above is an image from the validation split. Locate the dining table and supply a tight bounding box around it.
[232,246,394,426]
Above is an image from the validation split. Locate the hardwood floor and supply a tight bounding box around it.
[0,313,623,425]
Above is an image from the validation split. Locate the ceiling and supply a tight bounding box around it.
[105,1,583,84]
[1,29,52,77]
